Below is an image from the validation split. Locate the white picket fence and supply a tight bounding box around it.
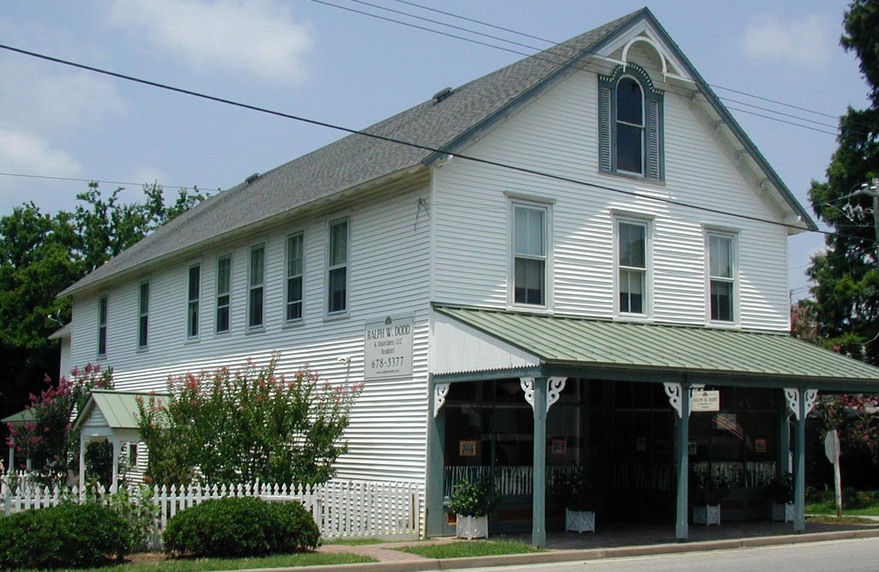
[1,475,423,544]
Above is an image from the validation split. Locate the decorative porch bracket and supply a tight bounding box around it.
[433,383,450,418]
[520,377,567,413]
[783,388,818,420]
[663,383,703,418]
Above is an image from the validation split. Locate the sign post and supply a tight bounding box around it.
[824,429,843,518]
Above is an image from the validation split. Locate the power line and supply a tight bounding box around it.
[0,172,215,192]
[2,42,876,249]
[317,0,866,139]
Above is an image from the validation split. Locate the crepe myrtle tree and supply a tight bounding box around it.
[6,364,113,486]
[136,353,363,487]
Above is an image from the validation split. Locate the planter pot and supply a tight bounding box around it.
[456,514,488,540]
[565,508,596,533]
[692,504,721,526]
[772,502,794,523]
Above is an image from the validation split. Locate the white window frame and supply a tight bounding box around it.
[215,254,231,334]
[706,231,737,325]
[97,294,108,358]
[138,281,150,349]
[614,217,651,318]
[509,199,551,309]
[187,263,201,339]
[248,243,266,330]
[285,231,305,323]
[326,217,350,317]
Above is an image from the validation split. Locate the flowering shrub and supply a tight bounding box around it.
[448,476,499,517]
[6,364,113,486]
[137,353,363,486]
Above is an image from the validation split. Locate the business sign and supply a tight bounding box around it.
[364,314,414,380]
[690,389,720,412]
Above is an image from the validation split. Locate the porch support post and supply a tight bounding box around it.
[111,439,121,493]
[78,434,87,495]
[531,377,548,548]
[665,382,690,541]
[785,388,817,532]
[778,400,791,474]
[426,379,448,537]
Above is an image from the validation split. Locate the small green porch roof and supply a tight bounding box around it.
[73,390,169,432]
[2,408,35,426]
[434,306,879,391]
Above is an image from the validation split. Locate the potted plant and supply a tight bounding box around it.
[768,472,794,522]
[552,468,604,533]
[690,471,729,525]
[448,475,498,539]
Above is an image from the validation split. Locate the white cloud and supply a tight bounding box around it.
[742,13,834,69]
[0,126,83,176]
[107,0,314,84]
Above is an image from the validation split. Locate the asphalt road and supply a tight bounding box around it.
[446,537,879,572]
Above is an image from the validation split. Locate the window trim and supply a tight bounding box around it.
[509,199,551,309]
[138,281,150,349]
[614,216,651,319]
[326,217,350,317]
[285,231,305,324]
[215,253,232,334]
[598,63,664,181]
[97,294,108,358]
[247,243,266,330]
[187,262,201,340]
[706,230,738,325]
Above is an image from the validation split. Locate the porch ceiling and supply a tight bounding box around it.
[433,306,879,391]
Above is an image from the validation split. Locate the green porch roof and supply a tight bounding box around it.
[2,408,35,425]
[434,306,879,391]
[73,390,169,432]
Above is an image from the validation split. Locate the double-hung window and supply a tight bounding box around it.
[138,281,150,349]
[286,232,304,322]
[598,64,663,180]
[617,220,648,316]
[187,264,201,339]
[512,203,547,306]
[216,255,231,333]
[248,244,265,329]
[708,233,735,322]
[327,218,349,315]
[97,295,108,357]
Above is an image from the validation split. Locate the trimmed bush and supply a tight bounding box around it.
[162,497,320,557]
[0,502,129,569]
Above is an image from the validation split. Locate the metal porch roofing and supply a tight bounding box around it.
[73,390,169,432]
[434,306,879,390]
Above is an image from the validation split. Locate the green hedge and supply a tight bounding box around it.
[0,502,129,569]
[162,496,320,557]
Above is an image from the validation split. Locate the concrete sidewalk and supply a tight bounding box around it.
[298,521,879,572]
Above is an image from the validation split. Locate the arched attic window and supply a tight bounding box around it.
[598,64,664,181]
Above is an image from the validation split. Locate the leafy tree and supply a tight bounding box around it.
[136,354,363,486]
[6,364,113,486]
[807,0,879,364]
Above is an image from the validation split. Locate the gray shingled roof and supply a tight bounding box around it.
[60,7,812,297]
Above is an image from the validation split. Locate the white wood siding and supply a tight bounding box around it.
[432,64,791,331]
[68,181,432,483]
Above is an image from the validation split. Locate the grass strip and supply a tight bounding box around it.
[396,539,543,559]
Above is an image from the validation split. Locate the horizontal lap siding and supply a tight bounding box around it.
[433,67,790,330]
[69,181,432,483]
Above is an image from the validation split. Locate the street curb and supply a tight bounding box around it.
[255,528,879,572]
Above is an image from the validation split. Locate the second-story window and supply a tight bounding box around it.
[248,244,265,329]
[512,203,547,306]
[286,232,304,322]
[97,295,108,357]
[216,255,231,333]
[617,220,648,316]
[138,281,150,348]
[327,218,349,315]
[187,264,201,338]
[708,233,735,322]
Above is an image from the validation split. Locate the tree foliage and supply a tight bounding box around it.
[136,354,363,486]
[6,364,113,486]
[0,183,205,425]
[807,0,879,364]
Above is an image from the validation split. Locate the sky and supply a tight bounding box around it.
[0,0,870,301]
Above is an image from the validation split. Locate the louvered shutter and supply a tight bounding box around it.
[645,98,662,180]
[598,85,612,173]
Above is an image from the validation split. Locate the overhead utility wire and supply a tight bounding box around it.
[387,0,847,125]
[0,43,867,246]
[0,172,213,192]
[329,0,858,137]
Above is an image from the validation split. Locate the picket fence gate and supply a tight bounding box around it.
[1,475,423,545]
